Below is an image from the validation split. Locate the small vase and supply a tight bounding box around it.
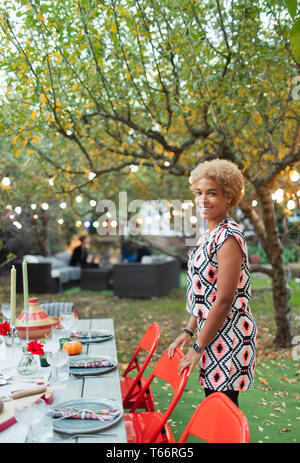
[17,352,38,375]
[5,328,21,347]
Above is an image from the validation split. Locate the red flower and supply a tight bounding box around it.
[0,321,10,337]
[27,340,45,356]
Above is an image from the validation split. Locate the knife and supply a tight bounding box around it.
[0,385,47,402]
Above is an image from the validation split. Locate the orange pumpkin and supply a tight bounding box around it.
[62,341,82,355]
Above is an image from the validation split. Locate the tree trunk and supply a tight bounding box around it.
[240,188,293,347]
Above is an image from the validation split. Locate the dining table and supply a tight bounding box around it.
[0,318,127,443]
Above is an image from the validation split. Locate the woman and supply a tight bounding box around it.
[168,159,257,407]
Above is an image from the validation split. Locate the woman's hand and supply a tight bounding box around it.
[178,348,203,376]
[168,332,192,358]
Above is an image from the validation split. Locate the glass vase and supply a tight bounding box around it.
[17,352,38,376]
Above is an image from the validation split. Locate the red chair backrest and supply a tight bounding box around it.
[122,323,160,400]
[178,392,250,443]
[131,348,189,443]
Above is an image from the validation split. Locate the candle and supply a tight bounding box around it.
[10,265,16,325]
[22,258,29,312]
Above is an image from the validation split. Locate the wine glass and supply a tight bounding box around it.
[14,398,48,442]
[60,312,76,338]
[46,350,69,389]
[57,351,70,386]
[1,304,11,322]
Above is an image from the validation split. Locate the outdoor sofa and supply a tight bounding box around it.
[112,255,181,298]
[15,251,81,294]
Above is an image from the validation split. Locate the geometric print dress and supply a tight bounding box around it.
[186,217,257,392]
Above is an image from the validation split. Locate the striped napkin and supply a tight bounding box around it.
[70,330,110,339]
[52,407,121,421]
[69,359,115,368]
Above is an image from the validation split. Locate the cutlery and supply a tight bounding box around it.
[0,385,47,402]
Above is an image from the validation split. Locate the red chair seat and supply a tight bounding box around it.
[124,412,176,443]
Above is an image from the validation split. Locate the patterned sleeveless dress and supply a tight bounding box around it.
[186,217,257,391]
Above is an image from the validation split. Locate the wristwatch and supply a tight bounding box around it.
[192,342,203,353]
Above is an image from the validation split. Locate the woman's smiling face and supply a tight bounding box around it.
[194,177,230,229]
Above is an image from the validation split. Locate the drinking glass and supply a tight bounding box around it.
[46,350,69,389]
[14,398,50,442]
[60,312,76,337]
[57,351,70,385]
[1,304,11,321]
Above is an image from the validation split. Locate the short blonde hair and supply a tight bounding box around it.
[189,158,245,209]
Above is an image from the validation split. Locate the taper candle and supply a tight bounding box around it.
[22,258,29,312]
[10,265,16,325]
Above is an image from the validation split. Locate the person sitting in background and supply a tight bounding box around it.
[70,235,99,268]
[136,245,152,262]
[121,241,137,263]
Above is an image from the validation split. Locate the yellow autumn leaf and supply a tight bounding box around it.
[71,83,78,91]
[111,23,117,34]
[31,111,37,120]
[40,93,47,105]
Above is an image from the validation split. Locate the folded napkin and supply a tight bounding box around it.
[52,407,121,421]
[69,359,115,369]
[70,330,110,339]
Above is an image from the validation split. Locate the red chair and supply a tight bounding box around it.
[177,392,250,443]
[121,322,160,412]
[124,348,189,443]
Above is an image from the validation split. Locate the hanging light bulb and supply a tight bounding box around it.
[290,170,300,182]
[90,200,97,207]
[31,204,37,210]
[15,206,22,215]
[59,202,67,209]
[88,172,96,180]
[287,200,296,210]
[76,195,83,203]
[2,175,11,187]
[130,164,139,173]
[41,203,49,211]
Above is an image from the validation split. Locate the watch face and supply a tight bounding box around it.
[193,342,201,353]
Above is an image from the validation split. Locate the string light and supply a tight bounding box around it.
[287,200,296,210]
[290,170,300,182]
[59,202,67,209]
[41,203,49,211]
[88,172,96,180]
[130,164,139,173]
[90,200,97,207]
[111,220,118,228]
[75,220,82,227]
[15,206,22,215]
[57,218,64,225]
[272,188,284,203]
[83,220,91,228]
[2,176,11,187]
[92,221,99,228]
[252,200,258,207]
[31,204,37,210]
[76,195,83,203]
